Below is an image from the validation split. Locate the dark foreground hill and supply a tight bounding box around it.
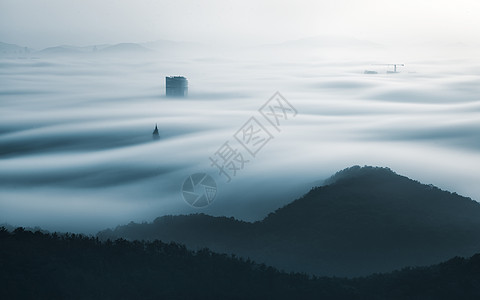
[1,227,480,300]
[98,166,480,277]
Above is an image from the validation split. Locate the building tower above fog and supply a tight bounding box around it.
[166,76,188,97]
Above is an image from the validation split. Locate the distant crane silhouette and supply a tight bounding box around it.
[372,63,405,73]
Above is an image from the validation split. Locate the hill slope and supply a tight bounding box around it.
[3,227,480,299]
[98,166,480,276]
[0,41,33,56]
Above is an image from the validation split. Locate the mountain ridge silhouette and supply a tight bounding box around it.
[98,166,480,276]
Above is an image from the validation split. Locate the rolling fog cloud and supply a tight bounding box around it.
[0,43,479,233]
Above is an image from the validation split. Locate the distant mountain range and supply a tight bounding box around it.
[36,42,153,56]
[0,41,34,55]
[0,35,383,58]
[0,40,194,57]
[2,36,477,59]
[98,166,480,277]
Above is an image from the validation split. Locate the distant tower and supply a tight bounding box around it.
[152,124,160,139]
[166,76,188,97]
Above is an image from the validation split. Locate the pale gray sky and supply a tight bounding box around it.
[1,0,479,48]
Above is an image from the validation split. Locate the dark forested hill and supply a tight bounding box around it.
[2,227,480,299]
[98,166,480,277]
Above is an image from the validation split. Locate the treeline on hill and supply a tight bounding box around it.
[98,166,480,277]
[1,227,480,299]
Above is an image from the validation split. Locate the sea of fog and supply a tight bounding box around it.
[1,44,479,233]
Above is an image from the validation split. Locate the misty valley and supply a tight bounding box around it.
[1,36,480,299]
